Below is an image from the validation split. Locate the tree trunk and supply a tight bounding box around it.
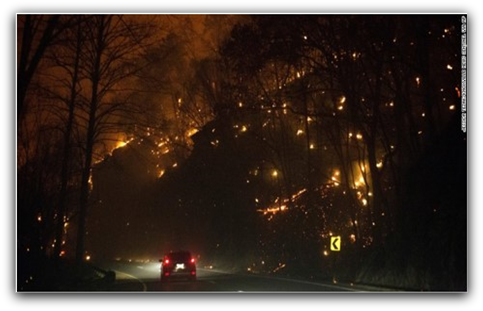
[54,19,83,260]
[367,137,384,244]
[416,17,437,146]
[76,16,105,266]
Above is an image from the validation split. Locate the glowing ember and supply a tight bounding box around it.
[186,128,199,137]
[115,138,134,150]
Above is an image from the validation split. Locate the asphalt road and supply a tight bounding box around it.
[95,261,359,292]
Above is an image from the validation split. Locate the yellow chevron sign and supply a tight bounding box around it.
[330,236,341,251]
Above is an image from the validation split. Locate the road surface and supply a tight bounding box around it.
[94,260,362,292]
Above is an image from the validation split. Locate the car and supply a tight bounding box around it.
[160,251,197,282]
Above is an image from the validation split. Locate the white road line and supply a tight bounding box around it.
[114,270,148,292]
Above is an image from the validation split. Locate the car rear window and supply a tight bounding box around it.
[168,252,191,261]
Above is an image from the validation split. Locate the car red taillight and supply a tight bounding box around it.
[190,258,195,263]
[164,258,170,265]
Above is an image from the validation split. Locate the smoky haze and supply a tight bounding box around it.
[85,15,246,262]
